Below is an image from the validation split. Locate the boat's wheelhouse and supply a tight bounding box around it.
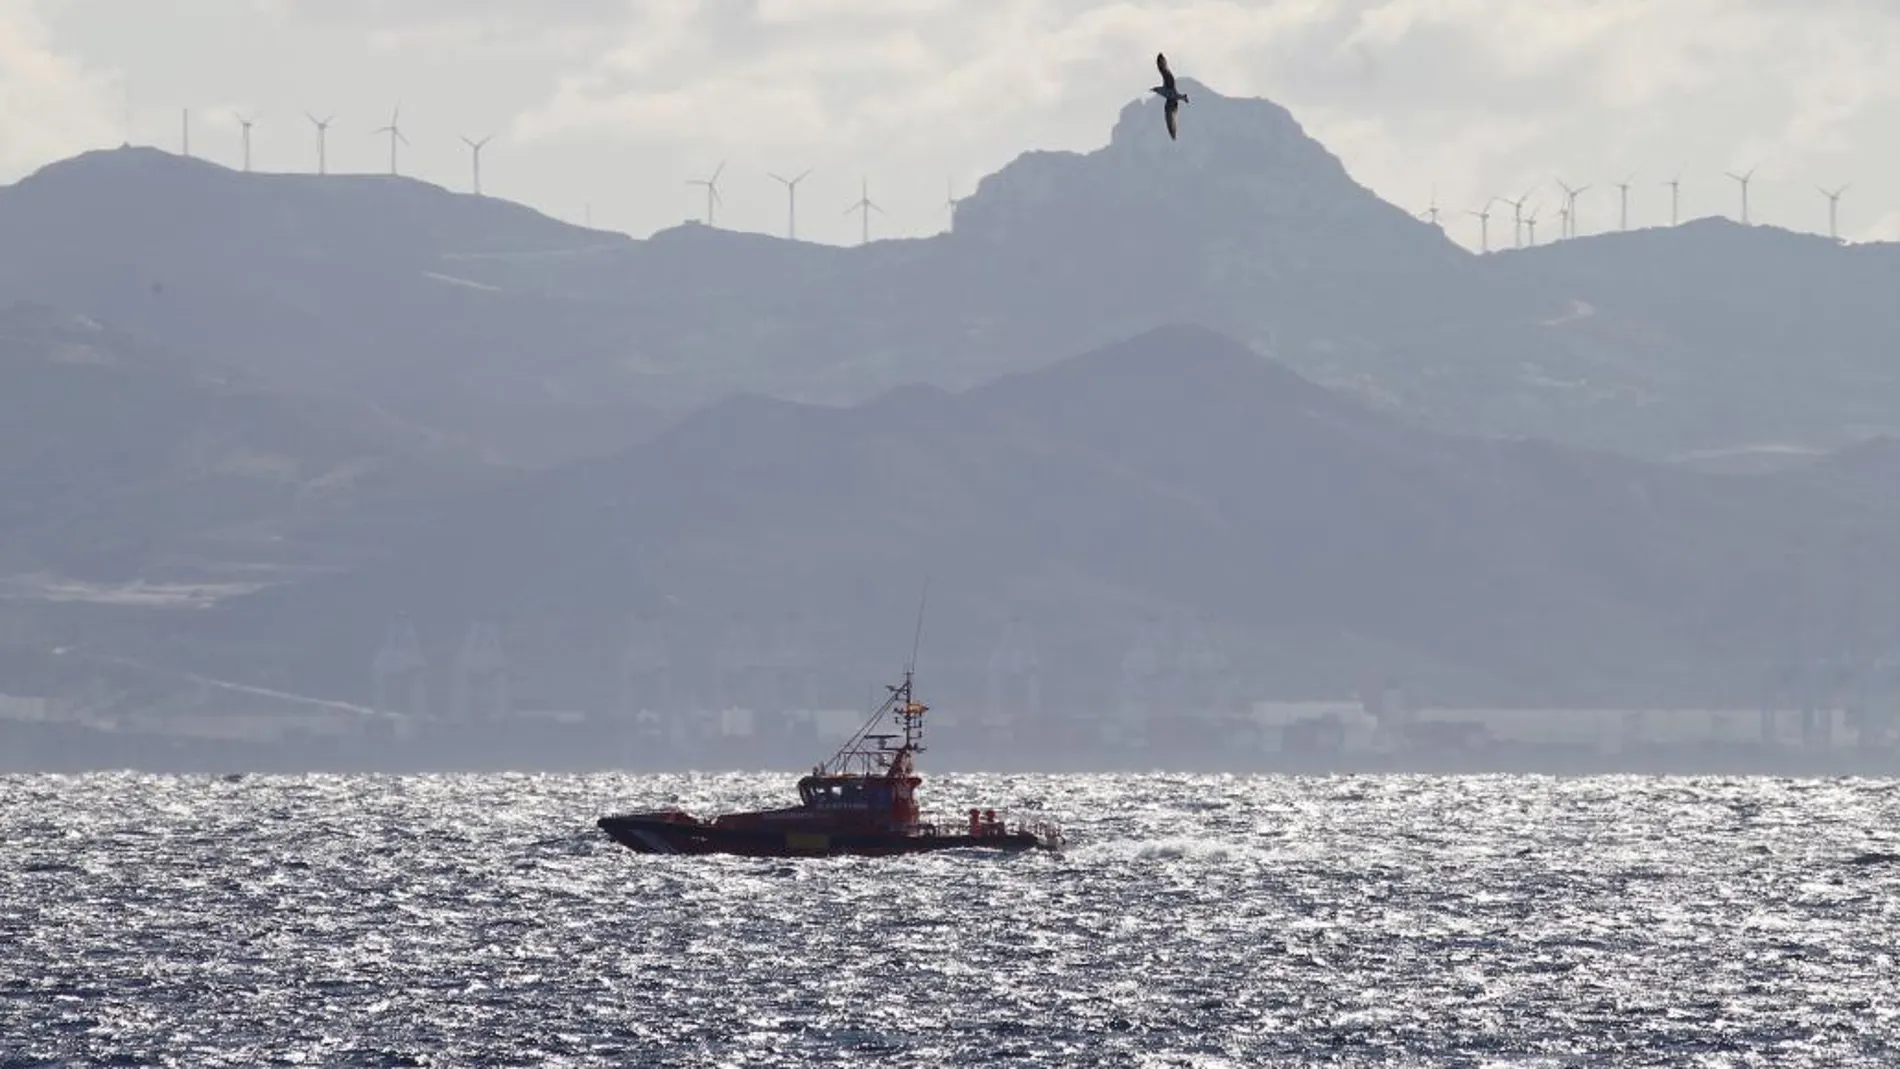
[797,775,896,812]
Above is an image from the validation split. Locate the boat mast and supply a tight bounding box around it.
[815,584,931,776]
[893,670,927,754]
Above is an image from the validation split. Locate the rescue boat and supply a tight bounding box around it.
[596,668,1062,857]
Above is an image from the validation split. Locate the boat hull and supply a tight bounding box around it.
[597,814,1050,858]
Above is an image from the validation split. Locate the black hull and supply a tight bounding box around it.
[597,815,1049,858]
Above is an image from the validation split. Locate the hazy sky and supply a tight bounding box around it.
[5,0,1899,250]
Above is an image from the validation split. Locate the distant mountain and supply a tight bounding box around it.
[12,97,1897,469]
[0,301,497,582]
[430,86,1900,459]
[1489,219,1900,456]
[0,148,675,467]
[181,325,1900,714]
[432,81,1516,411]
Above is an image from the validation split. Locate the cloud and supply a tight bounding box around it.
[0,0,120,177]
[249,0,631,55]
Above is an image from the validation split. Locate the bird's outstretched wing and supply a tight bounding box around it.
[1156,52,1176,92]
[1164,98,1179,140]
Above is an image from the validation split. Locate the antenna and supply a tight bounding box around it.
[460,134,493,196]
[373,104,408,176]
[181,108,190,157]
[687,161,725,226]
[1724,166,1756,225]
[768,167,811,239]
[1663,171,1682,226]
[1466,198,1497,253]
[306,112,333,175]
[1556,178,1589,238]
[845,176,883,245]
[906,578,930,679]
[234,113,255,172]
[1614,171,1636,230]
[1818,183,1849,241]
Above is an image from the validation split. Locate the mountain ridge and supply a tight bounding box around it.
[0,300,501,581]
[163,323,1900,717]
[9,88,1900,461]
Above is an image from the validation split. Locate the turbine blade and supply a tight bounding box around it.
[710,160,726,183]
[794,168,811,184]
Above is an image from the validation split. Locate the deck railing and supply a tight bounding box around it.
[914,810,1064,849]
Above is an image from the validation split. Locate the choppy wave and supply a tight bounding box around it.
[4,772,1899,1066]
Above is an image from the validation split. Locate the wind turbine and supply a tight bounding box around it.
[234,112,255,172]
[845,177,883,245]
[687,161,725,226]
[1503,189,1533,248]
[1525,203,1542,246]
[945,177,961,230]
[461,134,492,196]
[1466,199,1497,253]
[1556,178,1589,238]
[1614,171,1636,230]
[1725,166,1756,224]
[181,108,191,157]
[769,168,811,240]
[306,112,333,175]
[1819,183,1849,241]
[373,104,408,176]
[1663,171,1682,226]
[1416,184,1442,228]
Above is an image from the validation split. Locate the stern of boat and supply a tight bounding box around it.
[1019,818,1065,851]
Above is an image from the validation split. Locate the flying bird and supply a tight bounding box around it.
[1151,52,1190,140]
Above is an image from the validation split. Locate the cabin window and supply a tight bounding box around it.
[801,782,847,807]
[799,779,894,808]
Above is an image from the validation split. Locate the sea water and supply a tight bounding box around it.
[4,772,1899,1066]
